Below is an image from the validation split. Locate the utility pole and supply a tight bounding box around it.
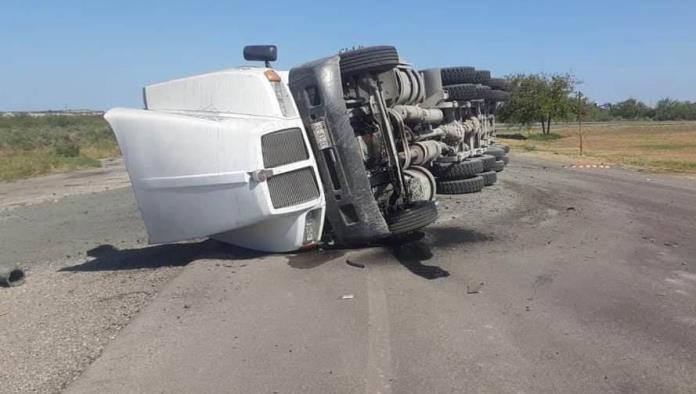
[577,91,583,156]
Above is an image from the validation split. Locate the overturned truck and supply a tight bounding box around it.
[105,45,511,252]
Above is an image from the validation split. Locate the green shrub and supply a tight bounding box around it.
[53,136,80,157]
[527,132,562,141]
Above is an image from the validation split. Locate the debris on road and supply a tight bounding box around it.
[466,281,484,294]
[346,260,365,269]
[0,263,25,287]
[341,294,355,300]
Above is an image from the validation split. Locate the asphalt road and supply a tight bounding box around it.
[3,155,696,393]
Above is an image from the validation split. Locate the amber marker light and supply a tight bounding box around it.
[264,69,281,82]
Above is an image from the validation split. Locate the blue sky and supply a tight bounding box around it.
[1,0,694,111]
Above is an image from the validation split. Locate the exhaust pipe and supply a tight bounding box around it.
[0,263,25,287]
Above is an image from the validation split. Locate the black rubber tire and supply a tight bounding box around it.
[502,155,510,165]
[486,146,506,160]
[441,67,492,85]
[493,144,510,153]
[387,201,438,235]
[436,176,485,194]
[479,154,497,171]
[480,170,497,186]
[487,78,511,91]
[484,89,511,102]
[431,158,484,180]
[473,70,491,85]
[493,160,505,172]
[339,46,400,76]
[440,66,476,85]
[444,84,491,101]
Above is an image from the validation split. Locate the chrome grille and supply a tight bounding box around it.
[262,128,308,168]
[267,168,320,209]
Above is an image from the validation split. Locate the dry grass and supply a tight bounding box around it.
[0,115,120,182]
[498,121,696,173]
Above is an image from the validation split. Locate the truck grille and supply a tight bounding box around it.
[262,128,308,168]
[267,168,320,209]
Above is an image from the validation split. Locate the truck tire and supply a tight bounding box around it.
[492,144,510,153]
[486,146,506,160]
[479,154,497,171]
[444,84,491,101]
[487,78,511,91]
[431,158,484,180]
[473,70,491,84]
[493,160,505,172]
[440,66,476,85]
[387,201,438,235]
[339,46,400,76]
[480,170,497,186]
[436,176,485,194]
[484,89,511,101]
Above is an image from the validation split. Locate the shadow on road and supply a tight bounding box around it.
[285,226,494,280]
[387,227,494,280]
[286,249,347,269]
[60,239,264,272]
[426,226,495,248]
[389,240,449,279]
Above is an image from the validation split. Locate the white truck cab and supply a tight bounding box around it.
[106,66,326,252]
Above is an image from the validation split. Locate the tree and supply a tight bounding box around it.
[609,98,654,120]
[654,98,696,121]
[498,73,576,134]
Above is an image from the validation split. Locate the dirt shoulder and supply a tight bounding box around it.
[0,158,129,211]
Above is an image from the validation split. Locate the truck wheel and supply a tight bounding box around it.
[486,146,506,160]
[431,158,484,180]
[484,89,511,102]
[339,46,400,76]
[493,160,505,172]
[440,66,476,85]
[473,70,491,84]
[444,84,491,101]
[403,166,436,202]
[480,170,497,186]
[479,154,497,171]
[436,176,485,194]
[486,78,511,91]
[387,201,438,235]
[441,67,491,85]
[492,144,510,153]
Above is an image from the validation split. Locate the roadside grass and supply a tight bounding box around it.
[498,121,696,174]
[0,115,119,182]
[526,132,562,141]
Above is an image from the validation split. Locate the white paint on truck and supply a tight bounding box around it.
[105,68,325,252]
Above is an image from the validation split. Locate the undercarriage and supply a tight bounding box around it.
[289,45,511,246]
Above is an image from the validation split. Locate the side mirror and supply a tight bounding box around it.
[243,45,277,67]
